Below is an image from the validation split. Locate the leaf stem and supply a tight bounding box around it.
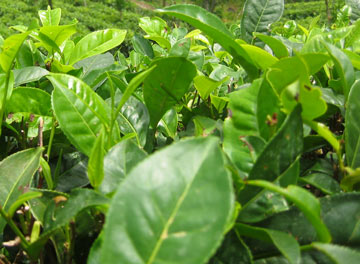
[0,206,29,250]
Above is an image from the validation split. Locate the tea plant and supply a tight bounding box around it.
[0,0,360,263]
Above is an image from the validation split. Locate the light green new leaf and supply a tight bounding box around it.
[158,108,178,139]
[343,49,360,70]
[143,57,196,127]
[13,66,49,87]
[346,80,360,169]
[48,74,111,157]
[0,32,29,72]
[7,191,42,218]
[69,29,127,65]
[40,157,53,190]
[247,180,332,243]
[0,148,43,232]
[236,223,300,264]
[312,243,360,264]
[7,87,51,116]
[88,128,105,189]
[194,75,227,100]
[240,44,278,70]
[241,0,284,45]
[99,139,147,195]
[36,23,77,54]
[101,137,234,264]
[38,7,61,26]
[254,33,289,58]
[157,4,258,79]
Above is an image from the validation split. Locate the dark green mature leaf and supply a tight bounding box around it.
[300,173,341,195]
[326,43,355,100]
[209,231,253,264]
[157,5,258,79]
[0,148,43,232]
[238,105,303,205]
[99,139,147,195]
[43,188,109,232]
[346,80,360,169]
[158,108,178,139]
[13,67,49,87]
[246,180,331,243]
[132,34,154,58]
[312,243,360,264]
[241,0,284,45]
[49,74,111,157]
[236,223,300,264]
[248,193,360,254]
[68,29,126,65]
[101,137,234,264]
[7,87,51,116]
[143,57,196,127]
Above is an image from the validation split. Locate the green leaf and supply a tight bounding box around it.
[101,137,234,264]
[325,43,355,100]
[48,74,111,157]
[238,105,303,204]
[139,16,168,37]
[99,139,147,195]
[241,0,284,45]
[169,38,191,57]
[346,80,360,169]
[343,49,360,70]
[345,19,360,48]
[36,23,77,54]
[88,128,105,189]
[7,191,42,218]
[0,32,29,72]
[157,5,258,79]
[111,90,150,147]
[246,180,332,243]
[236,223,300,264]
[132,34,154,58]
[7,87,51,116]
[300,173,341,195]
[158,108,178,139]
[143,57,197,127]
[312,243,360,264]
[43,188,109,232]
[0,148,43,232]
[13,66,48,87]
[40,157,53,190]
[240,44,278,70]
[38,7,61,26]
[254,33,289,58]
[68,29,127,65]
[194,75,228,100]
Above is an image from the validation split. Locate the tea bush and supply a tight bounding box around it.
[0,1,360,263]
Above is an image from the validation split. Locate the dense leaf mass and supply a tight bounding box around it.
[0,1,359,263]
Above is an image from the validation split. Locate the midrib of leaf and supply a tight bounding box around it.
[146,143,213,264]
[2,150,39,209]
[251,0,269,45]
[67,86,109,127]
[56,87,97,138]
[117,111,140,146]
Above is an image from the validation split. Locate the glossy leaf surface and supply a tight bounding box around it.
[143,57,196,127]
[101,137,233,264]
[69,29,127,65]
[241,0,284,45]
[0,148,42,232]
[49,74,110,156]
